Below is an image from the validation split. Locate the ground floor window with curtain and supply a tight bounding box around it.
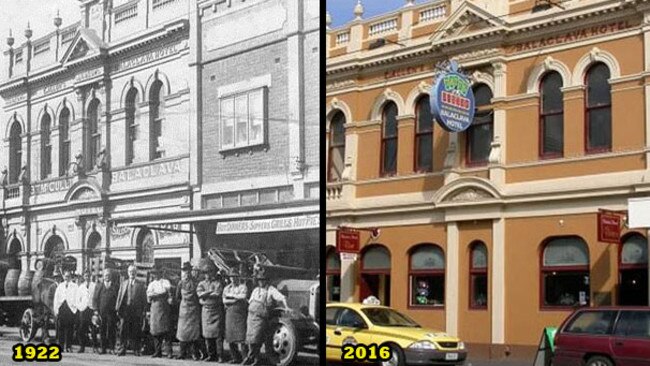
[409,244,445,307]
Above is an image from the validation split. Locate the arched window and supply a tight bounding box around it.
[415,96,433,172]
[86,99,101,170]
[470,242,488,309]
[409,243,444,307]
[585,62,611,153]
[381,102,398,176]
[619,233,648,306]
[136,229,155,264]
[466,84,493,165]
[9,121,22,184]
[125,88,138,165]
[40,113,52,179]
[361,245,391,306]
[539,72,564,158]
[541,237,590,308]
[8,238,22,269]
[149,80,164,160]
[328,111,346,182]
[326,248,341,302]
[59,108,70,176]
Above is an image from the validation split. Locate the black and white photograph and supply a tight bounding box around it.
[0,1,321,365]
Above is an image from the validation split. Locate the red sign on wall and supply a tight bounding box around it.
[337,229,360,253]
[598,211,621,244]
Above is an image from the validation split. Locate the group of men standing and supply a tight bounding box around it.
[52,258,289,366]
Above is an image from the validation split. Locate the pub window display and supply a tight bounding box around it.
[541,237,590,308]
[409,244,445,307]
[220,88,266,151]
[470,242,488,309]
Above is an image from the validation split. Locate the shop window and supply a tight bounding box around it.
[585,62,611,153]
[125,87,138,165]
[328,111,346,182]
[380,102,398,176]
[220,88,266,151]
[409,243,444,308]
[470,242,488,309]
[326,248,341,302]
[361,245,391,306]
[466,84,493,166]
[40,113,52,180]
[9,121,22,184]
[619,234,648,306]
[149,80,164,160]
[415,96,433,172]
[539,71,564,158]
[541,237,590,308]
[59,108,70,176]
[86,99,101,170]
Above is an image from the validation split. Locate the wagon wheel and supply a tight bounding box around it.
[20,308,38,342]
[271,319,299,366]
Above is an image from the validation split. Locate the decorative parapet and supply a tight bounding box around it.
[419,4,446,23]
[153,0,177,10]
[115,2,138,24]
[326,182,343,200]
[369,18,398,36]
[336,31,350,45]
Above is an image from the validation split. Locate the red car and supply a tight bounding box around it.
[553,307,650,366]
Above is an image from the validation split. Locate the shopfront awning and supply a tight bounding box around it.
[111,199,320,228]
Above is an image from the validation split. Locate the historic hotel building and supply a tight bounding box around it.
[326,0,650,358]
[0,0,195,278]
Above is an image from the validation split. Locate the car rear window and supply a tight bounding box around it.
[564,310,616,335]
[614,311,650,339]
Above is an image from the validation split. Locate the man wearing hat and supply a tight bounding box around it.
[196,258,226,362]
[222,266,249,363]
[146,266,174,358]
[175,262,201,360]
[244,271,289,366]
[116,265,147,356]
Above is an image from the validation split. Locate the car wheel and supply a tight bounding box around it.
[586,355,614,366]
[381,344,405,366]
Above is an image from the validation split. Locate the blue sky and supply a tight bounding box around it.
[327,0,430,28]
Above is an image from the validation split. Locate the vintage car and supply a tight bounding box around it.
[326,302,467,366]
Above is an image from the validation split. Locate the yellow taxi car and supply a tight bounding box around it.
[326,302,467,366]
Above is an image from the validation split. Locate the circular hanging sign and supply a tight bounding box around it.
[430,61,475,132]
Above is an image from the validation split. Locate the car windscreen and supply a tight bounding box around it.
[361,307,421,327]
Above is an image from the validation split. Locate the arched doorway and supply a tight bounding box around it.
[326,247,341,302]
[7,238,22,270]
[360,245,391,306]
[43,235,65,261]
[619,233,648,306]
[136,229,155,264]
[87,231,102,273]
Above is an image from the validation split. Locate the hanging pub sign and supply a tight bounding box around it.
[430,60,475,133]
[597,210,622,244]
[337,228,360,254]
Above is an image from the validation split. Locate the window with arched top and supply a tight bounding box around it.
[619,233,648,306]
[40,113,52,180]
[466,84,493,166]
[149,80,164,160]
[9,121,22,184]
[539,71,564,158]
[125,88,138,165]
[585,62,611,153]
[470,242,488,309]
[409,243,445,308]
[541,237,590,308]
[415,96,433,173]
[381,102,398,176]
[59,108,70,176]
[326,248,341,302]
[328,111,346,182]
[86,99,101,170]
[361,245,391,306]
[136,229,155,264]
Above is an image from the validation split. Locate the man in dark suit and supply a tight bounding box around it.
[94,268,119,354]
[116,264,146,356]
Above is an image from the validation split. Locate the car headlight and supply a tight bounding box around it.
[409,341,437,350]
[458,342,465,350]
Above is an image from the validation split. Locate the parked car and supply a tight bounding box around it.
[553,307,650,366]
[326,302,467,366]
